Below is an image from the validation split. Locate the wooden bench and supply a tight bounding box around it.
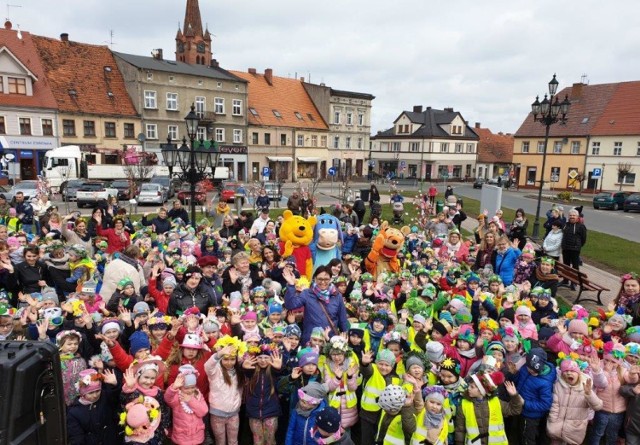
[554,262,609,306]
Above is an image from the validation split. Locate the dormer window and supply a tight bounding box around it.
[8,77,26,95]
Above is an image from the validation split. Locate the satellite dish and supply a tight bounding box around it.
[3,153,15,161]
[137,133,146,143]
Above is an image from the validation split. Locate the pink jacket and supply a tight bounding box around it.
[596,368,637,413]
[164,386,209,445]
[204,354,243,416]
[546,373,603,445]
[322,358,359,428]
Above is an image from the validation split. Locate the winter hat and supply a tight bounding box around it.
[603,341,627,364]
[243,332,261,343]
[77,369,102,396]
[608,313,628,330]
[470,370,505,397]
[538,327,555,341]
[568,319,589,336]
[499,308,516,324]
[315,406,342,434]
[457,324,476,344]
[242,311,257,321]
[178,364,199,387]
[118,277,134,290]
[560,359,580,373]
[162,275,177,289]
[484,341,506,357]
[101,319,122,335]
[180,333,203,350]
[268,302,283,315]
[376,349,396,365]
[41,287,59,305]
[521,242,535,258]
[455,307,473,326]
[283,324,301,338]
[448,298,467,312]
[203,318,220,333]
[422,385,447,404]
[298,382,327,406]
[439,356,461,378]
[311,326,325,339]
[378,385,407,412]
[348,323,365,338]
[432,321,450,337]
[56,329,82,347]
[627,327,640,343]
[515,306,532,317]
[81,280,98,295]
[526,348,547,372]
[439,310,454,326]
[500,326,520,344]
[132,302,150,318]
[405,355,427,371]
[425,341,445,364]
[129,331,151,355]
[413,314,426,326]
[297,347,320,367]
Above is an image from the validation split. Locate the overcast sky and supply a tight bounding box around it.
[14,0,640,134]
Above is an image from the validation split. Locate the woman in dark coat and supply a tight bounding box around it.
[167,266,214,315]
[369,184,380,205]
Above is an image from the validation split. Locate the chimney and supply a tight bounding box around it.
[4,20,11,30]
[571,82,583,100]
[300,76,305,82]
[264,68,273,86]
[444,107,454,112]
[60,33,69,42]
[248,68,257,74]
[413,105,423,113]
[210,58,219,68]
[426,106,432,110]
[152,49,163,60]
[475,122,481,128]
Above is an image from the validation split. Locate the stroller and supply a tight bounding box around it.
[392,201,405,224]
[370,201,382,220]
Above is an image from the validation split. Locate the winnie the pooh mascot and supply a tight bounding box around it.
[278,210,316,279]
[364,221,410,276]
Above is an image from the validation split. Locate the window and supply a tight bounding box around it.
[591,141,600,155]
[233,129,242,143]
[281,134,287,145]
[392,142,400,152]
[83,121,95,136]
[252,132,259,144]
[8,77,26,95]
[168,125,178,140]
[215,128,225,142]
[195,96,205,117]
[217,82,222,88]
[346,113,353,125]
[311,135,318,147]
[169,76,175,83]
[62,119,75,136]
[249,108,259,116]
[144,90,157,109]
[522,141,530,153]
[455,143,463,153]
[618,173,636,185]
[346,137,351,149]
[104,122,116,138]
[553,141,562,153]
[19,117,32,135]
[307,113,315,121]
[41,119,53,136]
[467,143,474,153]
[333,111,341,124]
[537,141,545,153]
[146,124,157,139]
[637,142,640,156]
[440,143,449,153]
[0,117,5,134]
[197,127,206,140]
[358,113,364,126]
[214,97,225,114]
[264,133,270,145]
[410,142,420,152]
[297,135,304,147]
[294,112,303,121]
[333,136,340,149]
[124,123,135,138]
[232,99,242,116]
[146,72,153,81]
[357,137,363,149]
[0,77,3,93]
[272,109,281,118]
[614,141,622,156]
[320,136,327,147]
[571,141,580,154]
[166,92,178,111]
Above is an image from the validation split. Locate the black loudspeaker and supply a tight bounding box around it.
[0,341,66,445]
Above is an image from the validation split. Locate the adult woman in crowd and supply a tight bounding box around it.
[260,245,281,277]
[369,183,380,205]
[62,215,93,256]
[219,215,238,240]
[167,265,213,315]
[492,235,521,286]
[438,230,469,264]
[474,231,497,270]
[87,208,110,239]
[9,245,47,296]
[95,215,131,254]
[100,245,145,300]
[509,208,528,250]
[221,251,261,296]
[283,265,349,344]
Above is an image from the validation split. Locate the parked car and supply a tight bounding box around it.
[593,191,630,210]
[4,180,39,203]
[486,176,509,187]
[623,193,640,212]
[76,182,118,208]
[177,183,207,205]
[149,176,178,198]
[109,180,137,200]
[473,178,485,189]
[136,183,167,205]
[60,179,88,202]
[220,181,240,203]
[262,181,283,201]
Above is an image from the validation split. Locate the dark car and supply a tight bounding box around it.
[60,179,88,202]
[149,176,179,198]
[593,191,630,210]
[109,179,137,200]
[624,193,640,213]
[177,183,207,205]
[473,178,485,189]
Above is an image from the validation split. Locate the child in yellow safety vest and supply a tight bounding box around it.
[454,370,523,445]
[373,384,423,445]
[319,336,359,428]
[412,385,449,445]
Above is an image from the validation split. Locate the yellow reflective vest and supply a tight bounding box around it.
[360,365,401,413]
[411,408,449,445]
[320,355,358,409]
[376,412,405,445]
[460,396,508,445]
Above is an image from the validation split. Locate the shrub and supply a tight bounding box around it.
[556,191,573,201]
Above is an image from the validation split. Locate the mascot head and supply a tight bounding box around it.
[278,210,316,246]
[313,214,343,251]
[376,221,410,258]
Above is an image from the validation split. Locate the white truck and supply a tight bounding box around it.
[43,145,229,191]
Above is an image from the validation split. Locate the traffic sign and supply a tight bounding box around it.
[328,167,337,176]
[568,169,578,179]
[262,167,270,176]
[400,160,406,167]
[592,168,602,178]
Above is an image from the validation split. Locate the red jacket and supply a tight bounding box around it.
[155,335,214,397]
[148,276,170,313]
[97,226,131,254]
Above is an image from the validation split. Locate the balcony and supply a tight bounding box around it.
[198,111,218,124]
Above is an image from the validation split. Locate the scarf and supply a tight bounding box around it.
[312,426,345,445]
[43,253,70,270]
[535,266,559,282]
[618,292,640,311]
[311,283,336,304]
[78,397,95,406]
[118,253,140,271]
[295,404,315,417]
[458,348,476,359]
[424,410,445,429]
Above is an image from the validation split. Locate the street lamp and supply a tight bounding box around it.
[161,104,221,228]
[530,74,571,239]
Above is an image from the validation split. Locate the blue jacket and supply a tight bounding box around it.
[284,285,349,344]
[342,233,358,254]
[285,400,327,445]
[512,361,556,419]
[492,247,521,285]
[245,367,282,420]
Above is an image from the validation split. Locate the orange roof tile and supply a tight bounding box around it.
[474,126,514,164]
[0,28,58,109]
[31,35,138,117]
[590,81,640,135]
[230,70,328,130]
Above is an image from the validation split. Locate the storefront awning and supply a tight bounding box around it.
[267,156,293,162]
[297,157,321,162]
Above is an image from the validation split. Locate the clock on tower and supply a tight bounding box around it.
[197,42,205,53]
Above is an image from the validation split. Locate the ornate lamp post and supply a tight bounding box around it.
[161,104,221,228]
[530,75,571,239]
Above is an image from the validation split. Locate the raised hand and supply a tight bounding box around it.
[589,356,602,373]
[504,381,517,396]
[361,350,374,365]
[103,369,117,386]
[172,373,185,390]
[95,333,115,348]
[291,367,302,380]
[118,307,132,326]
[270,350,283,370]
[36,317,50,339]
[216,345,236,359]
[282,268,296,286]
[583,378,593,396]
[228,267,239,283]
[169,318,182,337]
[123,367,137,389]
[242,356,257,370]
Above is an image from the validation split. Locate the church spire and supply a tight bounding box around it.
[175,0,212,65]
[183,0,204,38]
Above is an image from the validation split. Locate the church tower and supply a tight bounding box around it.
[175,0,212,65]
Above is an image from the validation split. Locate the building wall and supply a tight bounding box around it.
[585,135,640,192]
[329,95,372,177]
[56,112,139,150]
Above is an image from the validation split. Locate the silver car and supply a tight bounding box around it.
[136,183,167,205]
[4,180,39,202]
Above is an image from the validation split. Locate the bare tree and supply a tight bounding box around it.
[123,152,156,193]
[617,162,633,191]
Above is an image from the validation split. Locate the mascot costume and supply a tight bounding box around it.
[310,214,343,272]
[278,210,316,280]
[364,221,410,276]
